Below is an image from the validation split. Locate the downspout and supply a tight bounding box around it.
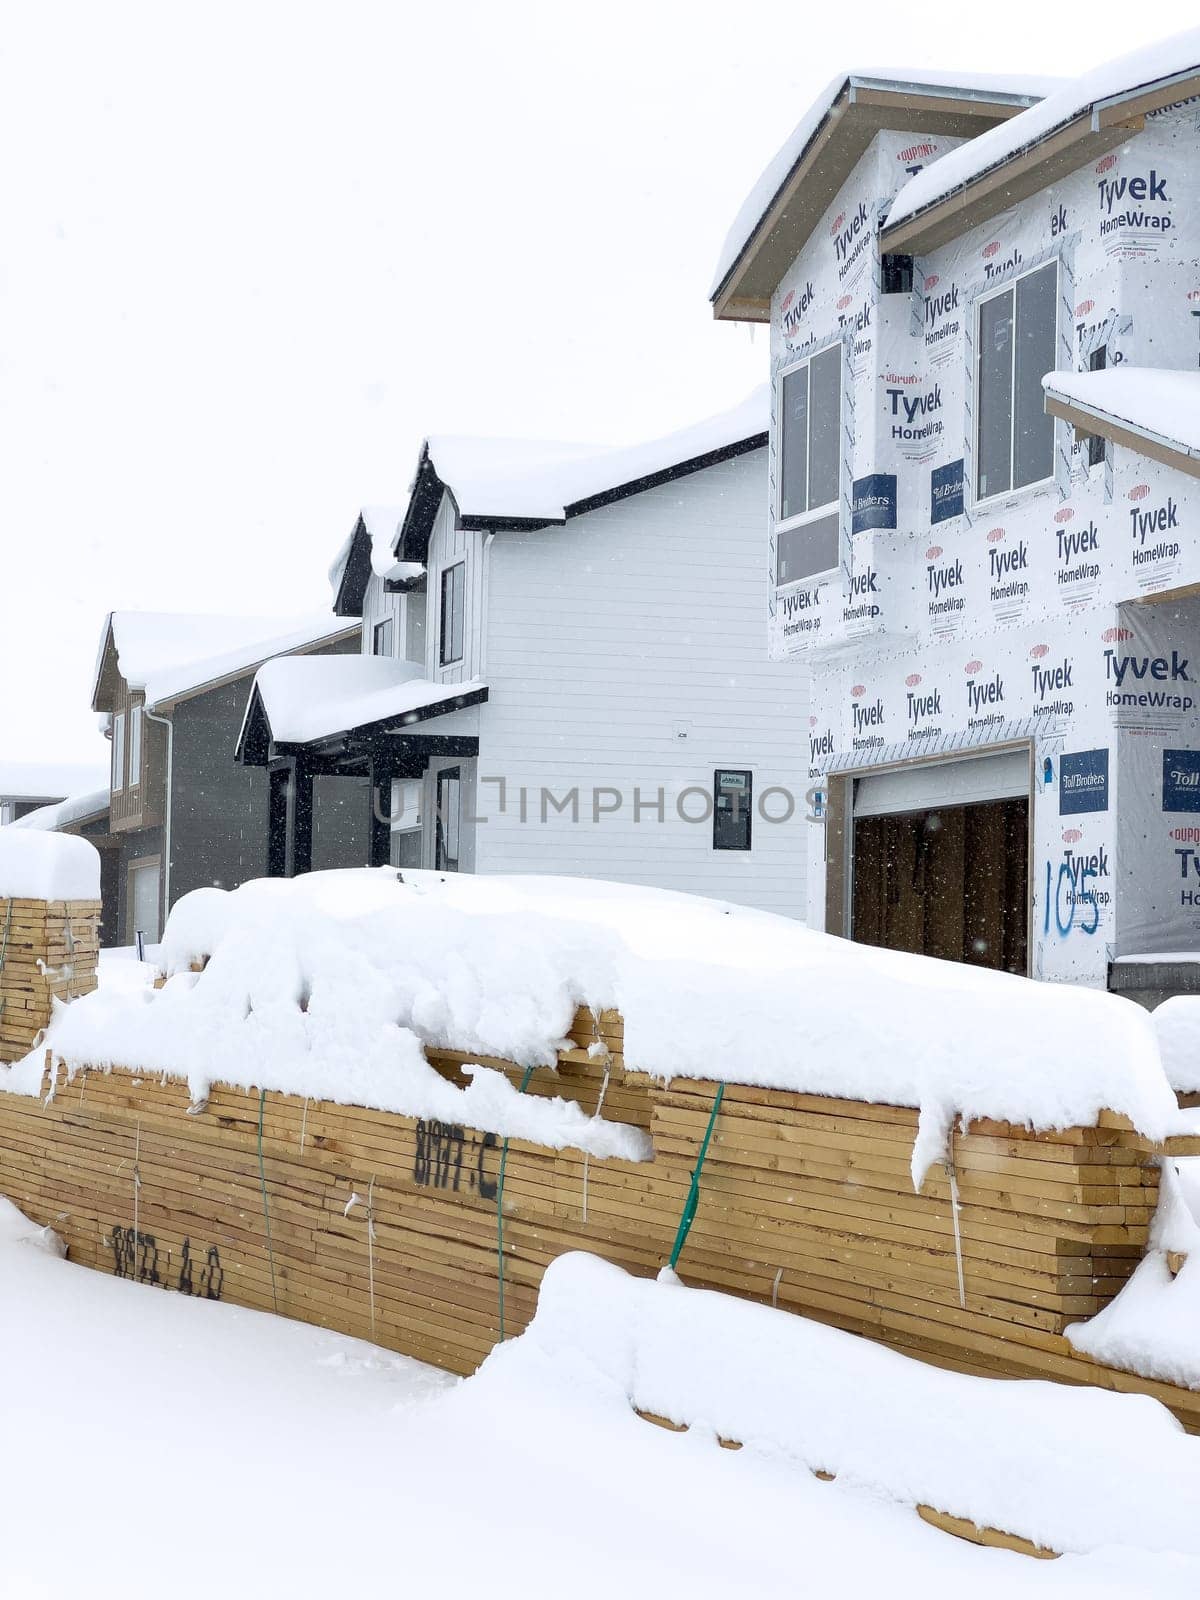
[142,702,174,924]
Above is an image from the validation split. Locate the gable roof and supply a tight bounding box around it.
[9,787,110,834]
[330,508,427,618]
[394,387,769,563]
[90,612,356,714]
[711,71,1054,322]
[1042,368,1200,480]
[882,29,1200,253]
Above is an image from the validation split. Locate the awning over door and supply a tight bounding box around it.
[853,749,1030,819]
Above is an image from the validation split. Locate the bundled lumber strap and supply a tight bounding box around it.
[1,1003,1198,1431]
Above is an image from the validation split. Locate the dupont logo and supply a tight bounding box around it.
[1062,828,1083,844]
[925,545,942,560]
[1101,626,1133,643]
[837,293,853,310]
[898,141,937,166]
[1075,299,1095,317]
[830,211,846,237]
[1128,483,1151,501]
[1095,153,1118,175]
[987,527,1005,544]
[964,660,982,675]
[905,673,922,687]
[924,274,940,291]
[1054,506,1075,524]
[851,684,866,698]
[982,241,1001,259]
[1030,643,1050,659]
[808,715,818,727]
[1188,290,1200,303]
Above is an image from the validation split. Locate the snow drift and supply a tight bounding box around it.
[2,868,1183,1181]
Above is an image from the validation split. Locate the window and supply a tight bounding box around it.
[435,767,461,871]
[713,769,753,852]
[976,260,1058,501]
[390,778,423,870]
[776,343,842,585]
[372,617,394,657]
[439,562,465,666]
[1086,346,1108,469]
[111,712,126,791]
[128,704,143,786]
[405,586,427,666]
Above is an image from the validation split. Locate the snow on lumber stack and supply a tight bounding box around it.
[1153,997,1200,1094]
[0,830,100,903]
[519,1253,1200,1561]
[15,868,1184,1171]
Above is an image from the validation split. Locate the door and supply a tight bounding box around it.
[128,858,161,945]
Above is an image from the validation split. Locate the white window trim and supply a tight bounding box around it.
[128,703,143,787]
[439,561,466,667]
[774,339,844,582]
[972,257,1060,513]
[111,711,126,792]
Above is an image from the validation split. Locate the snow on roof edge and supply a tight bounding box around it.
[885,29,1200,232]
[1042,368,1200,463]
[710,69,1056,302]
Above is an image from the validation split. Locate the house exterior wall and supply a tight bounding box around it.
[472,449,810,917]
[765,105,1200,983]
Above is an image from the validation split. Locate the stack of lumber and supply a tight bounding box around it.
[2,1001,1200,1429]
[0,899,100,1063]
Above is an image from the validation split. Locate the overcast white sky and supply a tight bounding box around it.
[2,0,1196,767]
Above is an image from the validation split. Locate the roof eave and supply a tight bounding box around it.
[882,67,1200,256]
[712,81,1045,322]
[1044,390,1200,481]
[149,625,361,715]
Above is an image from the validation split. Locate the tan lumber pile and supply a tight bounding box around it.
[0,899,100,1063]
[2,1001,1199,1430]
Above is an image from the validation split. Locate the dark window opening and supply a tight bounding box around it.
[976,261,1058,500]
[372,617,394,657]
[882,254,914,294]
[777,343,842,584]
[713,769,752,852]
[440,562,465,666]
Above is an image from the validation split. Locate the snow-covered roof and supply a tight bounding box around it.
[424,386,768,526]
[1043,368,1200,468]
[9,787,110,835]
[240,656,488,750]
[90,610,354,713]
[886,29,1200,235]
[711,71,1056,305]
[0,760,107,804]
[326,505,412,595]
[15,867,1188,1172]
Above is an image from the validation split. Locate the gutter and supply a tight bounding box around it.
[141,703,175,919]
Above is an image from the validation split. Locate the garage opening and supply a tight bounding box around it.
[850,751,1029,973]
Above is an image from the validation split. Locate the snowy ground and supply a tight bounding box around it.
[2,1205,1198,1599]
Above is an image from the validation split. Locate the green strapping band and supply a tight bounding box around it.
[668,1081,725,1272]
[257,1087,280,1314]
[496,1063,534,1341]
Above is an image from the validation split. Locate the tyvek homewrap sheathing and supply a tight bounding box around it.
[771,100,1200,984]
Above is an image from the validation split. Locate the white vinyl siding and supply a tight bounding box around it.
[477,449,809,918]
[426,493,483,685]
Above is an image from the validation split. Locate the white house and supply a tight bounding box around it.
[711,30,1200,997]
[238,393,811,918]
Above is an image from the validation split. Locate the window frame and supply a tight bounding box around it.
[713,769,753,853]
[435,766,462,872]
[111,711,126,792]
[972,257,1060,509]
[774,338,844,586]
[372,616,395,658]
[128,703,143,788]
[439,561,466,667]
